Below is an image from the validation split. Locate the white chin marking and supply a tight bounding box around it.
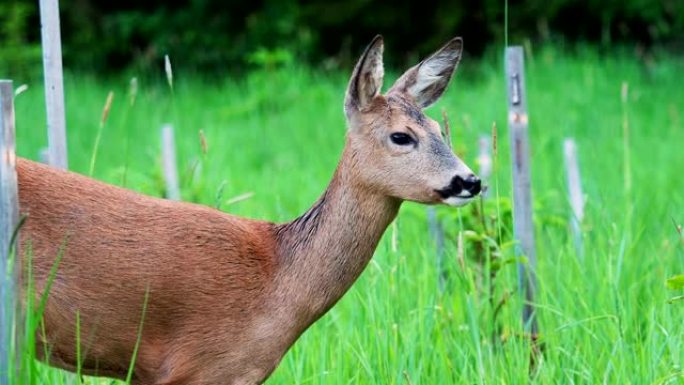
[443,196,476,207]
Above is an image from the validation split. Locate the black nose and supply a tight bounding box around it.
[455,174,481,196]
[435,174,482,199]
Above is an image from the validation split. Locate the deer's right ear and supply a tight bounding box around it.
[344,35,384,119]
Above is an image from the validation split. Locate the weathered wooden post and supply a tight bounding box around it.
[427,207,446,290]
[0,80,20,384]
[161,124,181,201]
[505,47,539,338]
[563,138,584,258]
[39,0,68,169]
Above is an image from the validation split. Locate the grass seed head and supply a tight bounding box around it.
[14,84,28,96]
[101,91,114,127]
[164,55,174,91]
[441,108,452,150]
[199,129,208,155]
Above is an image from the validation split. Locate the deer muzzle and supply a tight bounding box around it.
[435,173,481,206]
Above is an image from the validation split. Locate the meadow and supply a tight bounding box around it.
[8,46,684,384]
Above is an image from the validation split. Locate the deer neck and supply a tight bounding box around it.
[274,144,400,319]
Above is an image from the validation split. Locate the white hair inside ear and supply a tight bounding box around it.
[387,37,463,109]
[409,47,461,100]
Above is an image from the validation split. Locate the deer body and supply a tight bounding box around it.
[18,152,397,384]
[18,36,480,384]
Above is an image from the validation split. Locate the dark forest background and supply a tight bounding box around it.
[1,0,683,76]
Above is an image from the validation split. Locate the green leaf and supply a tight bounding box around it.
[463,230,483,241]
[666,274,684,290]
[491,256,524,272]
[668,295,684,304]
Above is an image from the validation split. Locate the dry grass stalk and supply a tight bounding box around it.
[199,130,208,155]
[402,371,414,385]
[225,192,255,206]
[100,91,114,127]
[89,91,115,176]
[441,108,452,150]
[491,121,498,157]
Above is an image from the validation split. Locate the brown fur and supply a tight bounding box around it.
[18,36,474,385]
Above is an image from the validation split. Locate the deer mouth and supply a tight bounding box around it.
[434,180,483,207]
[433,187,478,207]
[442,195,477,207]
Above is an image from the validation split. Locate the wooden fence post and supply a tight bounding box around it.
[563,138,584,258]
[161,124,181,201]
[427,207,446,291]
[505,47,539,338]
[0,80,20,384]
[39,0,68,169]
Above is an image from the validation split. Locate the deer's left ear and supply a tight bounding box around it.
[388,37,463,109]
[344,35,384,119]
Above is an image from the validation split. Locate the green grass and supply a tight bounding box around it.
[6,46,684,384]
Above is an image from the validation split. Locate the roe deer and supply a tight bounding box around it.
[18,35,481,384]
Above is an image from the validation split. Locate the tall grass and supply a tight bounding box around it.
[7,46,684,384]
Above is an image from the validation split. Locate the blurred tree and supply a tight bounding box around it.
[0,0,42,79]
[0,0,682,75]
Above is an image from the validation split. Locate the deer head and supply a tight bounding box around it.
[343,35,481,207]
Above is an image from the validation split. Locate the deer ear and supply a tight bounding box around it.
[344,35,384,119]
[388,37,463,109]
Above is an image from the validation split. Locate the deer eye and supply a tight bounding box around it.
[390,133,414,146]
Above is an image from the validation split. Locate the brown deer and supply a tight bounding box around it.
[17,35,481,385]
